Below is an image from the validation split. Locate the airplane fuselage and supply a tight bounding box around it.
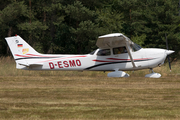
[16,48,169,71]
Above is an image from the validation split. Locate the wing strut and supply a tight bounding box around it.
[125,42,136,68]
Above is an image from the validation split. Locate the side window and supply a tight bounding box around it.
[97,49,111,56]
[113,47,127,55]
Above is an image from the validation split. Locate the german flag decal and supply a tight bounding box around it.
[17,44,23,47]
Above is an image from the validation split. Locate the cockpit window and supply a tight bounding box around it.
[97,49,111,56]
[113,47,127,55]
[89,50,97,55]
[130,43,142,52]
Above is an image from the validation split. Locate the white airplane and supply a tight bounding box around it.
[5,33,174,78]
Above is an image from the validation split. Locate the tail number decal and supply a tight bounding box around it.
[49,59,81,69]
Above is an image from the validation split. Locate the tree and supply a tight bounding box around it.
[112,0,180,55]
[0,1,29,55]
[96,7,123,34]
[137,0,180,54]
[54,1,100,54]
[0,0,180,57]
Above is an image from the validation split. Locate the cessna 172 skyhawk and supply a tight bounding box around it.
[5,33,174,78]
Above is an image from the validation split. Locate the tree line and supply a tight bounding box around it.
[0,0,180,58]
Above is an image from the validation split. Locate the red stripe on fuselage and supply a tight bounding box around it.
[107,58,152,61]
[15,54,31,57]
[92,60,121,62]
[15,54,87,63]
[93,58,153,63]
[36,55,87,63]
[26,54,58,57]
[15,54,61,58]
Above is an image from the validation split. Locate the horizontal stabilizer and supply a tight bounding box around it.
[18,63,43,67]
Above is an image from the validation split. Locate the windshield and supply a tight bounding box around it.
[89,49,97,55]
[130,43,142,52]
[97,49,111,56]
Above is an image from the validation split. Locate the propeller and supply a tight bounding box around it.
[165,33,171,72]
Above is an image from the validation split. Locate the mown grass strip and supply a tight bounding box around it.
[0,57,180,119]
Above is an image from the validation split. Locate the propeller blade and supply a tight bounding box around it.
[167,55,171,72]
[165,33,171,72]
[165,33,169,50]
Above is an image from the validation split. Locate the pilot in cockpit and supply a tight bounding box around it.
[116,47,127,54]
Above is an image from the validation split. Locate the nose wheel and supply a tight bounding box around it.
[145,68,161,78]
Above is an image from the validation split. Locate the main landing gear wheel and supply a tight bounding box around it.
[107,69,129,77]
[145,68,161,78]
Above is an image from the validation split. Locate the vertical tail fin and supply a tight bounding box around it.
[5,35,40,60]
[5,35,41,69]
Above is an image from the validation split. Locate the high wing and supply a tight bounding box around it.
[96,33,133,49]
[96,33,136,68]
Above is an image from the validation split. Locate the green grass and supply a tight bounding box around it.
[0,57,180,119]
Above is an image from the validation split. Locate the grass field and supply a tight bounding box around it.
[0,57,180,119]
